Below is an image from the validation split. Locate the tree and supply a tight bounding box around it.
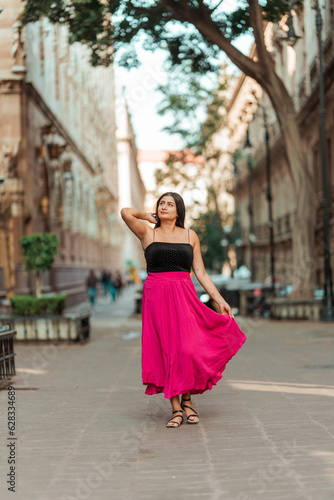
[156,64,239,271]
[191,208,224,272]
[155,64,229,198]
[20,0,316,298]
[19,233,60,297]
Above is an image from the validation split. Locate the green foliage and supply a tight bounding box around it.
[20,0,113,66]
[10,295,67,316]
[19,233,60,273]
[191,209,224,272]
[155,66,228,190]
[20,1,304,69]
[156,60,226,152]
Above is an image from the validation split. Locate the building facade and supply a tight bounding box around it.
[224,0,334,290]
[116,95,146,272]
[0,1,121,305]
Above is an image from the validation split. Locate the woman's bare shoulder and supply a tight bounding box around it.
[188,228,200,246]
[141,226,155,250]
[188,228,199,238]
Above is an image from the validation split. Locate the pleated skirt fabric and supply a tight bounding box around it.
[141,271,247,399]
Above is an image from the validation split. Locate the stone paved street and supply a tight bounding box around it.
[1,284,334,500]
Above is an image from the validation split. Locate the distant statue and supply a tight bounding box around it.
[1,142,19,179]
[11,21,26,70]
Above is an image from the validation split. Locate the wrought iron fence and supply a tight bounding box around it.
[0,324,16,380]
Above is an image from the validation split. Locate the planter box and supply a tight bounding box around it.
[269,299,322,321]
[0,312,90,342]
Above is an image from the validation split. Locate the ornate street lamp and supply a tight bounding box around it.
[285,4,301,47]
[276,2,301,47]
[244,130,255,280]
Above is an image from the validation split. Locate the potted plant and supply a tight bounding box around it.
[0,233,90,342]
[20,232,60,298]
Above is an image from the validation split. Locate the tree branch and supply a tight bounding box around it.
[161,0,262,82]
[127,0,171,17]
[161,0,194,22]
[247,0,273,68]
[209,0,224,14]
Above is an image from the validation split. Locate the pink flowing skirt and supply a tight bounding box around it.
[141,271,246,399]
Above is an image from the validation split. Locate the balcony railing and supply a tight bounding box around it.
[241,212,293,244]
[316,185,334,228]
[309,58,318,91]
[298,77,307,104]
[323,29,334,66]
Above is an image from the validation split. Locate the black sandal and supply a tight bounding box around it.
[166,409,184,428]
[181,397,199,424]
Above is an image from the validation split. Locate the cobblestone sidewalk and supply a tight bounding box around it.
[0,285,334,500]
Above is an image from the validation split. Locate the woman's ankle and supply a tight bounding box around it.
[170,395,182,411]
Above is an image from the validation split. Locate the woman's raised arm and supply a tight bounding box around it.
[120,208,156,240]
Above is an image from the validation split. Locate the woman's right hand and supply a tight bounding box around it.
[146,212,157,224]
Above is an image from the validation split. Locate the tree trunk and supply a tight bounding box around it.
[172,3,318,299]
[35,272,42,298]
[260,72,318,299]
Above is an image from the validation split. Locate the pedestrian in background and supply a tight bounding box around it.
[109,272,118,302]
[86,270,98,307]
[114,270,123,296]
[101,270,110,296]
[139,268,148,284]
[120,192,246,429]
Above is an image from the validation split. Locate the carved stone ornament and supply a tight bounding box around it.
[1,142,19,179]
[11,21,27,72]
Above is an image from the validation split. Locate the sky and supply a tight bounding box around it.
[115,1,253,151]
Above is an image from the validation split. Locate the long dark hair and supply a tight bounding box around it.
[154,192,186,229]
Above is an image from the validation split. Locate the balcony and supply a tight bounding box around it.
[309,58,318,92]
[298,77,307,106]
[240,212,293,246]
[316,186,334,229]
[323,29,334,67]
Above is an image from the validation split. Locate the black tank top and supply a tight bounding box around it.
[144,229,193,273]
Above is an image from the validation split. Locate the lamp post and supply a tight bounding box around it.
[233,155,242,269]
[244,130,255,280]
[313,0,334,321]
[261,106,276,297]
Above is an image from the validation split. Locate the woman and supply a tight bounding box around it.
[120,192,246,428]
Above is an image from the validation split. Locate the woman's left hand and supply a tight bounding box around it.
[218,300,234,318]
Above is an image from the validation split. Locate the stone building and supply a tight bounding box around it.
[224,1,334,291]
[116,95,146,272]
[0,1,121,305]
